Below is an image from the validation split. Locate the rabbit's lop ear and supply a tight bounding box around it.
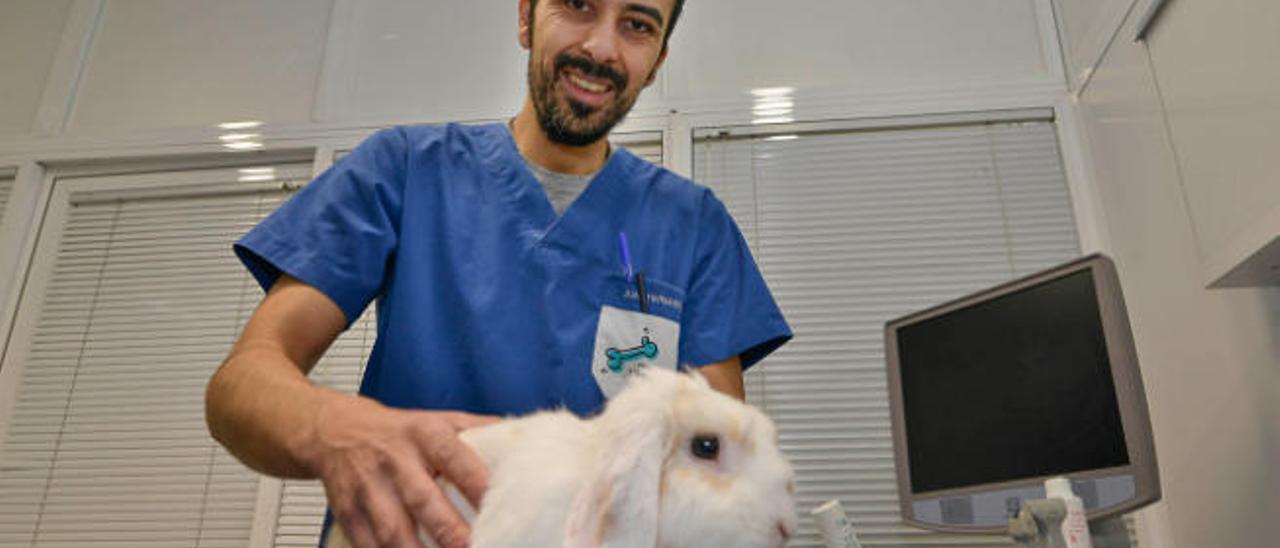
[564,373,678,548]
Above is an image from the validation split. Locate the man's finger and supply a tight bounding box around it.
[358,472,427,548]
[416,506,472,548]
[390,454,472,548]
[413,421,492,508]
[332,506,377,548]
[442,412,501,432]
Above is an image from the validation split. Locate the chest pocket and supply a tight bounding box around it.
[591,274,685,398]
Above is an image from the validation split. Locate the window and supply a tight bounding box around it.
[269,310,374,548]
[617,137,662,166]
[695,112,1080,546]
[0,165,309,547]
[0,168,15,228]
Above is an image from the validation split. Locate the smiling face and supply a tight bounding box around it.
[520,0,673,146]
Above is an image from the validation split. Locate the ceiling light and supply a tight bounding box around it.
[751,87,795,98]
[218,120,263,130]
[753,98,794,110]
[219,133,261,142]
[751,116,794,125]
[752,107,794,118]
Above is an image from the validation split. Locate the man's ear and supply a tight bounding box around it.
[519,0,533,50]
[644,47,669,87]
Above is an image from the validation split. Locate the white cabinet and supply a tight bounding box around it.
[1073,6,1280,547]
[1143,0,1280,285]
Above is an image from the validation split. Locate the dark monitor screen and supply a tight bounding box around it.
[896,269,1130,494]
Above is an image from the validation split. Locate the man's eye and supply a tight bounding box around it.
[566,0,589,11]
[626,19,656,35]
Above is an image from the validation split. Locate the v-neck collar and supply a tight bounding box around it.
[480,123,636,252]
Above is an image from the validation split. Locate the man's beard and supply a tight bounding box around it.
[529,51,639,147]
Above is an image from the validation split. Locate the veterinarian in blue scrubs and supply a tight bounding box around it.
[207,1,789,547]
[235,122,790,415]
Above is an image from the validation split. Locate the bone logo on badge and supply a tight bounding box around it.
[605,336,659,373]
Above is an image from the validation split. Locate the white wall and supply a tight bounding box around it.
[662,0,1050,104]
[67,0,333,133]
[0,0,1060,139]
[316,1,529,125]
[1052,0,1135,90]
[0,0,75,136]
[1060,1,1280,546]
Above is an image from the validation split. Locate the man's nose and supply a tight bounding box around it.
[580,18,621,66]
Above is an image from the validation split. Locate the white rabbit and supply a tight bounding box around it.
[325,368,798,548]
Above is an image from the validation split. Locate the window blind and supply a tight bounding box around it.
[621,139,662,166]
[694,118,1081,547]
[0,173,14,227]
[0,166,308,548]
[269,310,374,548]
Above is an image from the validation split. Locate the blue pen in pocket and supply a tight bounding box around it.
[618,232,649,313]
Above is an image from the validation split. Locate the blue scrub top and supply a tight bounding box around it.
[235,123,791,416]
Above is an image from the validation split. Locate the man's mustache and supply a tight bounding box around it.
[554,53,627,91]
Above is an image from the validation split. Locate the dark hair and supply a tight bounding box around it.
[661,0,687,49]
[530,0,687,51]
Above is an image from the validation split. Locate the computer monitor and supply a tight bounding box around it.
[883,254,1160,532]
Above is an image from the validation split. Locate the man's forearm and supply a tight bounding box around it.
[698,355,746,400]
[205,344,341,479]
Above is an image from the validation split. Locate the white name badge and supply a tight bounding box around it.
[591,305,679,399]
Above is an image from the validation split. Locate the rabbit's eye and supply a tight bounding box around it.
[691,435,720,460]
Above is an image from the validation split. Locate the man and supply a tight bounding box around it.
[206,1,791,547]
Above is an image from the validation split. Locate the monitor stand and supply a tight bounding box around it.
[1009,499,1132,548]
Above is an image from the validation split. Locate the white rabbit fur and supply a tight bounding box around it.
[326,368,797,548]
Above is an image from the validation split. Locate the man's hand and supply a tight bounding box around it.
[308,397,497,548]
[206,274,496,548]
